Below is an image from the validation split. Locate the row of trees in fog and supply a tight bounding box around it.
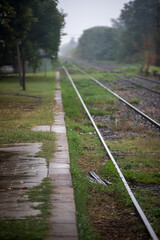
[0,0,65,89]
[73,0,160,66]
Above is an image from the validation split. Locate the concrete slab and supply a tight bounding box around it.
[32,125,66,133]
[49,174,71,180]
[53,186,74,195]
[51,202,76,212]
[56,145,68,151]
[49,163,70,169]
[51,159,70,164]
[49,224,77,237]
[49,168,70,175]
[51,194,74,202]
[53,152,69,159]
[56,140,68,145]
[49,211,77,224]
[51,125,66,134]
[31,125,52,132]
[50,179,72,187]
[45,72,78,240]
[46,237,77,240]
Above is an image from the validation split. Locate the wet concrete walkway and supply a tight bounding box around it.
[0,142,47,218]
[45,72,78,240]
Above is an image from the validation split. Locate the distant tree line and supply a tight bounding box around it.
[74,0,160,66]
[0,0,65,90]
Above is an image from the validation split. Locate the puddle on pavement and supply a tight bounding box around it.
[0,142,48,219]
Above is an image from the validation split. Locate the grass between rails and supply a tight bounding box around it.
[106,137,160,235]
[61,66,151,240]
[0,72,56,239]
[78,64,160,237]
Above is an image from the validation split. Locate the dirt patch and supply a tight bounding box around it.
[0,93,43,99]
[88,190,149,240]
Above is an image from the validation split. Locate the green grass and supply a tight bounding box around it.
[119,65,140,78]
[129,97,141,104]
[73,76,117,106]
[0,72,55,161]
[106,136,160,235]
[134,189,160,233]
[61,74,100,239]
[102,161,133,207]
[61,67,150,239]
[66,121,100,240]
[89,107,107,116]
[124,170,160,184]
[61,63,160,238]
[106,138,160,154]
[89,71,118,83]
[0,72,56,239]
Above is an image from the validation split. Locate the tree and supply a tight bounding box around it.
[0,0,16,64]
[75,26,119,62]
[120,0,160,65]
[0,0,65,90]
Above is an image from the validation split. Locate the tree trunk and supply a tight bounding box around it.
[155,0,160,66]
[17,43,22,86]
[21,44,26,91]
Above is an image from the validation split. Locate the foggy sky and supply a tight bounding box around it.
[58,0,130,45]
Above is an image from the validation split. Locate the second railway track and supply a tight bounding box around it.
[73,64,160,129]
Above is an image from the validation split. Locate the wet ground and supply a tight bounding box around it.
[0,142,48,218]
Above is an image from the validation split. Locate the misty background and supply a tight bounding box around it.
[58,0,130,55]
[58,0,160,67]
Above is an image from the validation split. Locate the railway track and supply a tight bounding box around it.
[102,74,160,123]
[80,61,160,93]
[136,75,160,84]
[118,75,160,95]
[63,65,159,240]
[72,64,160,129]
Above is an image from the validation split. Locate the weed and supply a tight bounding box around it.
[124,170,160,184]
[28,178,52,217]
[119,65,140,78]
[134,189,160,234]
[89,107,107,116]
[96,122,108,128]
[129,97,141,104]
[117,87,126,90]
[90,71,118,83]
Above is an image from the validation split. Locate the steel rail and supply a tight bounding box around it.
[118,76,160,95]
[63,65,159,240]
[73,65,160,129]
[136,75,160,84]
